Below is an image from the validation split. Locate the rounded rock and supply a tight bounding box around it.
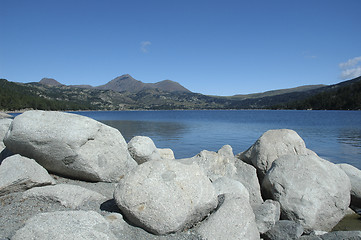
[114,159,218,235]
[4,110,137,182]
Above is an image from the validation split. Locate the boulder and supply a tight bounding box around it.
[12,210,117,240]
[262,154,351,232]
[4,110,137,182]
[114,159,218,235]
[253,200,281,234]
[212,176,249,199]
[238,129,315,178]
[263,220,304,240]
[318,231,361,240]
[196,193,260,240]
[185,145,237,181]
[338,164,361,208]
[128,136,162,164]
[0,118,12,152]
[182,145,263,205]
[233,159,263,205]
[0,154,55,196]
[22,184,106,209]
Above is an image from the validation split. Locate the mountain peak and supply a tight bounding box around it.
[154,80,191,93]
[39,78,63,86]
[114,74,135,80]
[96,74,191,93]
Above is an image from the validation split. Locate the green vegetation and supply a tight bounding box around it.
[1,76,360,111]
[0,79,93,111]
[272,77,361,110]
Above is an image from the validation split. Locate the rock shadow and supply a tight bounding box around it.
[100,199,121,213]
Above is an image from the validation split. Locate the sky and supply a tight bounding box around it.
[1,0,361,96]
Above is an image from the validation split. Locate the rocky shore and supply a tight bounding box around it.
[1,110,361,240]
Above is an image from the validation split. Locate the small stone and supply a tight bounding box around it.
[128,136,162,164]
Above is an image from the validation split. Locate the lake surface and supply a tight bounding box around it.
[70,110,361,169]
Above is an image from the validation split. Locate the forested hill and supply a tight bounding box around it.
[1,76,360,111]
[0,79,93,111]
[272,76,361,110]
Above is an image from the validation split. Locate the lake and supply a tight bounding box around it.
[69,110,361,169]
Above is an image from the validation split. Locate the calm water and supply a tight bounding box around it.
[70,110,361,169]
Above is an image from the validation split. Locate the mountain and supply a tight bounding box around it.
[273,76,361,110]
[95,74,191,93]
[153,80,191,93]
[232,85,326,100]
[39,78,64,86]
[37,74,191,93]
[0,79,91,111]
[96,74,150,92]
[2,75,360,111]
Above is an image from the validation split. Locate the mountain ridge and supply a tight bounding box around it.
[231,84,326,99]
[39,74,192,93]
[1,75,359,111]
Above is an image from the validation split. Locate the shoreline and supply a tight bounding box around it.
[4,108,361,115]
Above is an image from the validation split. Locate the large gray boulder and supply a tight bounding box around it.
[262,154,351,232]
[4,110,137,182]
[253,200,281,234]
[181,145,263,205]
[238,129,315,178]
[338,164,361,208]
[0,154,55,196]
[0,118,12,152]
[114,159,218,235]
[12,210,117,240]
[22,184,106,209]
[196,193,260,240]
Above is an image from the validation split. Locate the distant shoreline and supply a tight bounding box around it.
[4,108,360,115]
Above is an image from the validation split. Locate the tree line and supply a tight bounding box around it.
[0,79,93,111]
[272,79,361,110]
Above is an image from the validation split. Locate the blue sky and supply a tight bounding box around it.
[1,0,360,95]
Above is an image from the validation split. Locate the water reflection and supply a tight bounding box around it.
[338,128,361,148]
[82,110,361,168]
[101,120,187,142]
